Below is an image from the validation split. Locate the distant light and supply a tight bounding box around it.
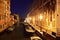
[39,15,43,20]
[25,17,31,23]
[24,20,27,22]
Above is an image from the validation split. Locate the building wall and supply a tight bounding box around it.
[0,0,11,32]
[56,0,60,37]
[26,0,56,38]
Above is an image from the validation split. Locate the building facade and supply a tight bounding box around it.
[0,0,15,32]
[25,0,60,38]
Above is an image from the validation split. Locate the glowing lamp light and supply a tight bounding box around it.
[39,15,43,20]
[24,20,27,22]
[25,17,31,23]
[49,22,52,29]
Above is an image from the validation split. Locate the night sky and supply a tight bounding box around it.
[10,0,34,18]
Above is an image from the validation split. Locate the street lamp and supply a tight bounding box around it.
[39,14,43,20]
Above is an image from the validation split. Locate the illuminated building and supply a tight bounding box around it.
[25,0,60,38]
[0,0,15,32]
